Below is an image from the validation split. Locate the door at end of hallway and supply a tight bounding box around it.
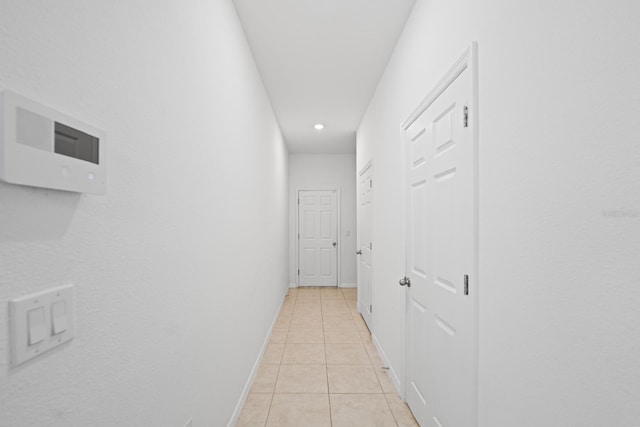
[297,189,338,287]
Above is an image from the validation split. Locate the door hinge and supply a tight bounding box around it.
[369,179,372,188]
[297,198,300,205]
[464,274,469,295]
[298,269,300,276]
[463,106,469,127]
[369,242,372,250]
[369,304,373,313]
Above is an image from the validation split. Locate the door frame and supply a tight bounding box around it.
[295,187,341,287]
[398,42,479,421]
[357,160,373,325]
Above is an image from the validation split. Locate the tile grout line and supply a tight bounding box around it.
[319,289,334,426]
[263,289,297,427]
[344,289,400,427]
[383,393,402,427]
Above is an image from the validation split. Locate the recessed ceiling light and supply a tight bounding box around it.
[314,123,324,130]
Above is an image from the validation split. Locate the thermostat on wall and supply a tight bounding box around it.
[0,90,106,194]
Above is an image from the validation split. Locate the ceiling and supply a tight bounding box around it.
[232,0,416,153]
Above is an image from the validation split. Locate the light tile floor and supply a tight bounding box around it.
[236,287,419,427]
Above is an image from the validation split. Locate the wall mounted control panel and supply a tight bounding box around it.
[0,91,106,194]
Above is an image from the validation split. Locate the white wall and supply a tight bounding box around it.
[0,1,289,426]
[358,0,640,426]
[288,154,357,287]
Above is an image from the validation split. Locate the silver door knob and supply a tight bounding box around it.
[399,276,411,287]
[332,242,337,247]
[356,250,362,255]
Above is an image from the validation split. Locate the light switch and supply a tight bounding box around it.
[51,301,68,334]
[27,307,46,345]
[9,284,75,366]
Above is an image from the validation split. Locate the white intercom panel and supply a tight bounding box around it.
[0,91,106,194]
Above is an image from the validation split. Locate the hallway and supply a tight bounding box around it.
[236,287,418,426]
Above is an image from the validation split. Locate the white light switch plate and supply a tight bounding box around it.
[9,284,75,366]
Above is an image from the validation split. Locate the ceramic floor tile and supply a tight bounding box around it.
[290,314,323,329]
[291,311,323,320]
[323,316,357,330]
[321,295,345,300]
[266,394,331,427]
[327,364,382,393]
[323,312,354,321]
[240,288,422,427]
[275,364,328,393]
[275,314,292,329]
[321,296,347,302]
[296,292,320,299]
[324,327,364,343]
[352,314,370,332]
[364,342,384,366]
[321,298,346,305]
[262,343,285,364]
[281,343,326,364]
[325,313,357,322]
[321,305,351,315]
[375,368,397,393]
[385,393,420,427]
[294,311,322,319]
[293,304,322,312]
[358,329,373,343]
[250,363,280,393]
[321,304,349,312]
[281,303,295,313]
[286,327,324,344]
[236,393,273,427]
[281,300,295,310]
[320,291,343,297]
[296,294,320,300]
[325,343,371,365]
[296,301,322,308]
[296,301,319,306]
[330,394,397,427]
[269,328,288,344]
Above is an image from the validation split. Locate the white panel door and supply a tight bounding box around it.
[357,164,373,328]
[403,65,476,427]
[298,190,338,286]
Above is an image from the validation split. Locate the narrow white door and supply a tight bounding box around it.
[403,63,476,427]
[357,164,373,328]
[298,190,338,286]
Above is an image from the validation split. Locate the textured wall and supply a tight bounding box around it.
[357,0,640,425]
[288,153,357,286]
[0,1,289,426]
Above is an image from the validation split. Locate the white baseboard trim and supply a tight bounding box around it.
[339,282,357,288]
[371,332,403,398]
[227,285,289,427]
